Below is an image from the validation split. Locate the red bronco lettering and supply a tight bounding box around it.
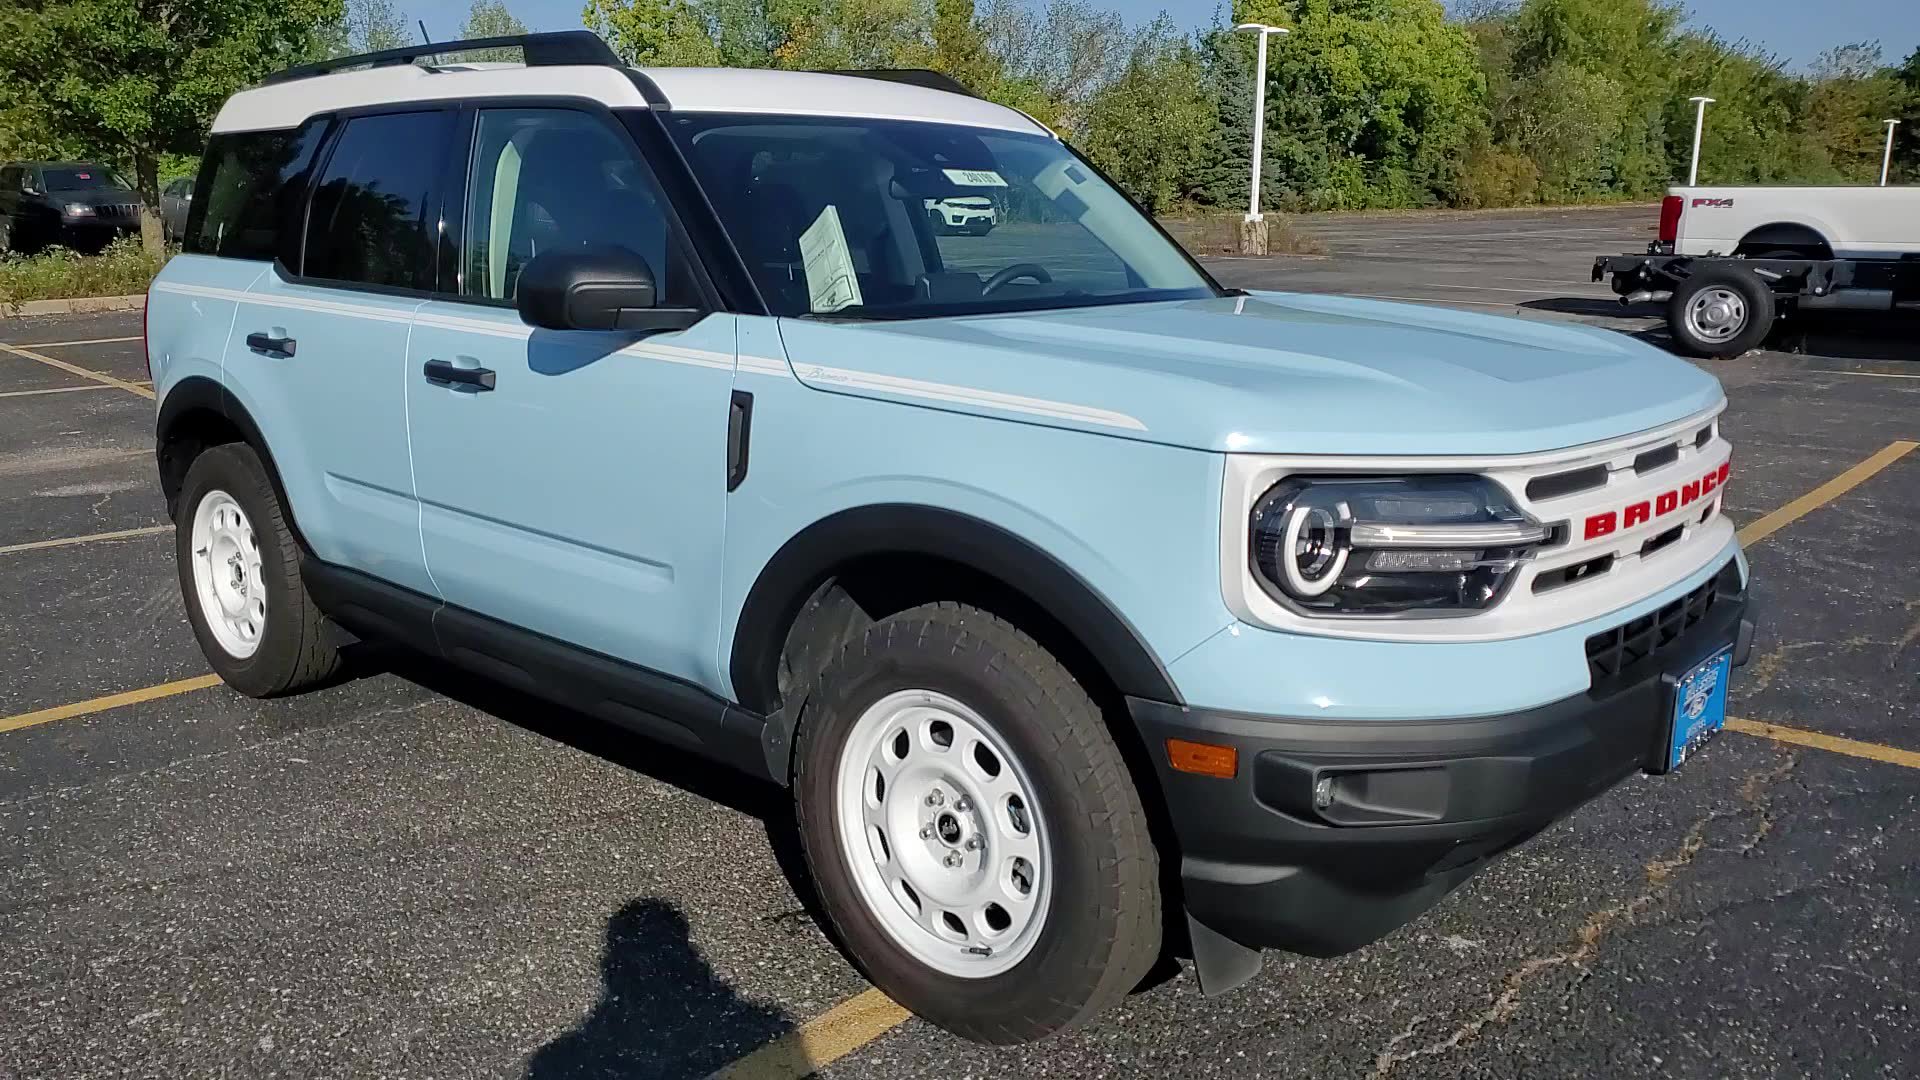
[1583,462,1729,541]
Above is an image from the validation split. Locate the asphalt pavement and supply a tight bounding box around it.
[2,206,1918,1079]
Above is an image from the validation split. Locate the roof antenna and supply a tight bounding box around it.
[418,20,432,44]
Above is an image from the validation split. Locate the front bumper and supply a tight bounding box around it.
[1129,560,1752,988]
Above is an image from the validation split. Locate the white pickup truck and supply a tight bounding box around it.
[1661,185,1920,259]
[1595,185,1920,356]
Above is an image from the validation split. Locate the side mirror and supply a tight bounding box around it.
[515,246,703,333]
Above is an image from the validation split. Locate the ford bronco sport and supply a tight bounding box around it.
[149,31,1756,1044]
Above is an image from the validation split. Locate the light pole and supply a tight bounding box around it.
[1687,96,1714,187]
[1882,120,1900,186]
[1235,22,1288,254]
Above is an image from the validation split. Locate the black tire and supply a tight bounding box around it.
[1668,268,1775,358]
[792,602,1162,1044]
[174,442,341,697]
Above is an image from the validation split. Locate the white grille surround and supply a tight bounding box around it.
[1219,403,1737,643]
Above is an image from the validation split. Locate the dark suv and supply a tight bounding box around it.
[0,161,143,254]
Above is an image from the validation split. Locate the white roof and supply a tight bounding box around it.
[211,62,1048,136]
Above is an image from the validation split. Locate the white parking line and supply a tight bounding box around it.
[0,384,123,400]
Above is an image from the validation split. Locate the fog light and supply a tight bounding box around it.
[1313,776,1335,809]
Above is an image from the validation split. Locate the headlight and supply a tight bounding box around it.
[1249,475,1548,616]
[64,203,94,217]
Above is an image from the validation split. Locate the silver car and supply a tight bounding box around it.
[161,177,193,243]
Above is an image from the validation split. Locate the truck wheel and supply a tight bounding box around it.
[175,443,342,697]
[1669,269,1775,358]
[792,602,1161,1044]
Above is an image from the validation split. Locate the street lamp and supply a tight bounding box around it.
[1235,22,1288,224]
[1882,119,1900,186]
[1687,96,1714,187]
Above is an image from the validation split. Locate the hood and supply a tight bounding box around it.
[776,291,1725,456]
[53,187,140,208]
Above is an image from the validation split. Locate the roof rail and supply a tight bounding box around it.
[263,29,622,86]
[826,69,978,99]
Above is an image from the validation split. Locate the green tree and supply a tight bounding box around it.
[1805,44,1908,183]
[312,0,412,59]
[0,0,342,254]
[1080,18,1220,213]
[454,0,528,60]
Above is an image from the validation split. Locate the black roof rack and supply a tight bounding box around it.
[825,69,977,99]
[263,30,622,86]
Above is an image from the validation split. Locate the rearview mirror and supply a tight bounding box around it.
[515,246,702,333]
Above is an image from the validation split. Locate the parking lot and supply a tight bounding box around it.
[3,204,1918,1078]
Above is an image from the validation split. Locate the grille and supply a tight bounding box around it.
[1584,564,1726,681]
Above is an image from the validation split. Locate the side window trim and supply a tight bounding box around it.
[434,97,722,314]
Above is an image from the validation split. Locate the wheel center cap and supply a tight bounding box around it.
[935,811,963,846]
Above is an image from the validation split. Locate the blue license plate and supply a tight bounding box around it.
[1667,646,1733,771]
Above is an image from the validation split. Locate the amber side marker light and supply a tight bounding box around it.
[1166,738,1238,779]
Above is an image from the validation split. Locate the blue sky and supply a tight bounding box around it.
[414,0,1920,71]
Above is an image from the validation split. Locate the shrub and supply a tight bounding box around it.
[0,237,167,310]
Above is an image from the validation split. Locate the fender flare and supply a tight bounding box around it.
[1735,220,1835,255]
[728,504,1182,715]
[156,376,304,545]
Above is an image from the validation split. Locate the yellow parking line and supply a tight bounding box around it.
[14,335,143,348]
[0,524,172,556]
[708,988,910,1080]
[0,341,154,400]
[1737,440,1918,546]
[0,384,121,400]
[1728,718,1920,770]
[0,674,223,734]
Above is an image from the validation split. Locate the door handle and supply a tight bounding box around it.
[423,358,496,391]
[245,332,296,357]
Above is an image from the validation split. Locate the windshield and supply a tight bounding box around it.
[43,166,133,192]
[666,114,1218,320]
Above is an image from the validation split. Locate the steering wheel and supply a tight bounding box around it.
[981,263,1053,295]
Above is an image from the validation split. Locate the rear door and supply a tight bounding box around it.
[405,104,739,689]
[223,108,453,597]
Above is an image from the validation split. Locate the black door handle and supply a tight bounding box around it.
[423,358,496,391]
[245,332,296,357]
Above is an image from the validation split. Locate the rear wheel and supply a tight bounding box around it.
[1668,269,1775,358]
[793,602,1161,1044]
[175,443,342,697]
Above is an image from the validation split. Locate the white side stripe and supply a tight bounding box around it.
[792,363,1147,432]
[155,282,1138,429]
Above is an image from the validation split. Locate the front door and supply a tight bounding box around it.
[406,105,738,691]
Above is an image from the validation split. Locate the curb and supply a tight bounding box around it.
[2,294,147,318]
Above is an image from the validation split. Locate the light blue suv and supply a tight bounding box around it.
[148,32,1755,1044]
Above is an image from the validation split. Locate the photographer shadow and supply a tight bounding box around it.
[524,897,792,1080]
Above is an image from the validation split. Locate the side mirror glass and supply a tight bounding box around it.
[515,246,701,333]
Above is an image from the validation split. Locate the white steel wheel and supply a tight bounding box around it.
[188,489,267,659]
[834,688,1052,979]
[1684,286,1748,344]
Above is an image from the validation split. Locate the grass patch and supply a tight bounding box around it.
[0,238,167,311]
[1159,213,1327,257]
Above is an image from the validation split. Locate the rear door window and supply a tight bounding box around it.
[302,110,454,291]
[189,121,328,261]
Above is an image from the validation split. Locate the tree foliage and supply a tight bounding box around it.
[0,0,342,253]
[1,0,1917,253]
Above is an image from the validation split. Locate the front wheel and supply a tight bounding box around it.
[175,443,342,697]
[1669,269,1775,358]
[793,602,1162,1044]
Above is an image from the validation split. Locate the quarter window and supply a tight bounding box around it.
[460,108,692,304]
[188,121,327,261]
[303,110,454,290]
